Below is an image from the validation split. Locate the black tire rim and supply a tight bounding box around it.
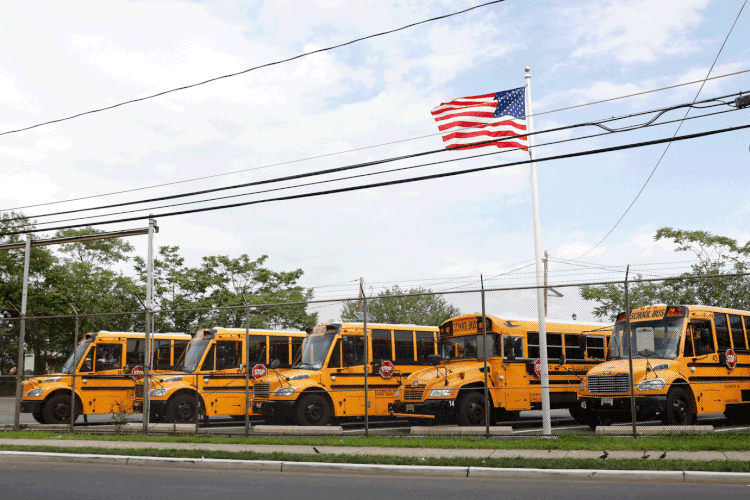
[466,400,485,425]
[52,402,70,421]
[671,397,690,424]
[175,402,194,422]
[304,401,323,424]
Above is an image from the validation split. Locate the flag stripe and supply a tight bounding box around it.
[432,87,528,152]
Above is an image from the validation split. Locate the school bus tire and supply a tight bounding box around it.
[165,394,198,423]
[663,386,695,426]
[458,391,488,426]
[41,393,81,425]
[32,412,45,424]
[295,393,332,426]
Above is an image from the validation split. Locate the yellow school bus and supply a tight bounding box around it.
[20,331,190,424]
[145,327,308,422]
[389,313,612,425]
[251,322,439,425]
[579,304,750,426]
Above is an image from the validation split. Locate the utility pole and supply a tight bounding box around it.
[543,251,549,317]
[358,277,364,312]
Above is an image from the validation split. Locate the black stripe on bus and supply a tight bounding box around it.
[329,384,399,389]
[79,386,133,391]
[688,376,750,383]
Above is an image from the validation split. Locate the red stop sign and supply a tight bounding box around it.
[252,364,268,380]
[726,349,737,370]
[132,365,144,381]
[534,359,541,378]
[379,360,394,379]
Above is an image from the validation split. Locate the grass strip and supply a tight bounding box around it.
[2,430,750,452]
[1,444,748,472]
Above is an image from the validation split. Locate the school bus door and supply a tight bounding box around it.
[199,339,245,415]
[85,339,130,414]
[497,335,531,411]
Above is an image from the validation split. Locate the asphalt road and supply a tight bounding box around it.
[0,460,747,500]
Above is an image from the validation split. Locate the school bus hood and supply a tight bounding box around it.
[403,360,487,389]
[587,358,675,380]
[258,369,322,390]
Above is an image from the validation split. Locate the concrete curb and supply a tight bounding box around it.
[410,426,513,436]
[252,425,344,435]
[2,451,750,483]
[596,425,714,435]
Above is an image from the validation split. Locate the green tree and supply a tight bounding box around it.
[341,285,461,326]
[581,227,750,321]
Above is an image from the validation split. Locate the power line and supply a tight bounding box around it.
[3,120,748,238]
[574,0,747,260]
[7,90,744,226]
[12,103,744,231]
[0,1,506,140]
[4,66,748,214]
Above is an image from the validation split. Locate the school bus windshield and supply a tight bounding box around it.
[179,337,211,373]
[61,341,92,374]
[611,318,683,360]
[440,334,498,360]
[295,334,335,370]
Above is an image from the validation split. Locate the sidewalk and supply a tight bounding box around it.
[1,438,748,462]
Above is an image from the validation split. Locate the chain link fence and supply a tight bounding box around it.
[2,273,750,437]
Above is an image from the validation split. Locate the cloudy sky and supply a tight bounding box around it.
[1,0,748,320]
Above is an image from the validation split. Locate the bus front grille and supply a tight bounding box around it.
[588,374,630,394]
[404,384,426,401]
[253,383,270,399]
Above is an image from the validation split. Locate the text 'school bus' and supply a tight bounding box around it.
[579,305,750,426]
[145,328,308,423]
[389,314,612,426]
[251,323,440,425]
[20,331,191,424]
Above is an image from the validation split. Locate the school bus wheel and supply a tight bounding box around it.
[295,393,332,426]
[32,411,45,424]
[165,394,198,423]
[458,391,487,426]
[42,393,81,425]
[663,386,694,425]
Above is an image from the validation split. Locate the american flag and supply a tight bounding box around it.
[431,87,528,151]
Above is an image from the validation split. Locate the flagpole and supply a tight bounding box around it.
[525,66,552,436]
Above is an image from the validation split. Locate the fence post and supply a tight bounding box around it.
[625,266,637,437]
[195,374,200,436]
[481,277,490,438]
[70,308,79,433]
[13,233,33,431]
[363,289,370,437]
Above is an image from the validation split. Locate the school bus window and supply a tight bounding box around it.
[527,332,540,359]
[371,329,392,361]
[81,347,94,372]
[503,336,523,359]
[611,318,683,359]
[586,336,605,359]
[728,314,746,351]
[299,334,335,369]
[714,313,732,351]
[328,339,342,368]
[96,344,123,371]
[126,339,144,365]
[154,340,172,369]
[416,331,435,362]
[269,337,290,367]
[343,336,365,365]
[744,317,750,348]
[547,333,563,359]
[62,340,92,374]
[246,335,266,365]
[216,341,241,370]
[684,326,695,357]
[291,337,303,364]
[173,341,187,368]
[565,334,584,360]
[201,344,216,371]
[394,330,414,362]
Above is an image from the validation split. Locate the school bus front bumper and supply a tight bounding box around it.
[579,395,667,418]
[20,400,44,414]
[389,399,456,419]
[255,400,296,419]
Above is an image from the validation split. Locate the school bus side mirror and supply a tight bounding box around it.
[427,354,442,366]
[270,359,280,370]
[558,354,566,366]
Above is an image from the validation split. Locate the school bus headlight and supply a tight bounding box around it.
[149,388,168,397]
[287,374,309,381]
[25,388,44,398]
[428,389,455,398]
[162,376,183,383]
[274,386,296,397]
[41,377,61,384]
[637,379,665,391]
